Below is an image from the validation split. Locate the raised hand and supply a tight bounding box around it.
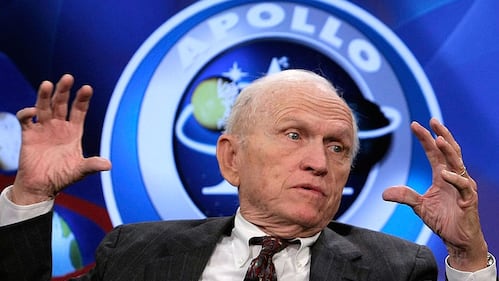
[382,118,488,271]
[11,74,111,205]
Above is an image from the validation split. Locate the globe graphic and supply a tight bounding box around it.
[191,77,231,131]
[51,212,83,276]
[173,41,398,218]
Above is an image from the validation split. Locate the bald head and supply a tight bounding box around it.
[223,69,359,159]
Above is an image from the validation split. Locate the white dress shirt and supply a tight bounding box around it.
[0,185,53,226]
[200,209,319,280]
[0,186,496,280]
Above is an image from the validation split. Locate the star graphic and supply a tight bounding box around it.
[222,62,248,82]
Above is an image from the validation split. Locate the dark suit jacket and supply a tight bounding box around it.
[0,211,439,281]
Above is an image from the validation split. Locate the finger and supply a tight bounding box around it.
[429,118,462,158]
[441,170,476,201]
[382,186,421,207]
[430,118,467,177]
[69,85,93,125]
[35,80,55,123]
[435,136,467,176]
[16,107,37,129]
[410,121,441,167]
[411,121,436,151]
[52,74,75,120]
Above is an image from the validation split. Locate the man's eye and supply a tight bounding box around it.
[329,145,344,153]
[287,132,300,140]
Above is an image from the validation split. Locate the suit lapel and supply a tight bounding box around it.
[133,216,373,280]
[143,249,213,280]
[142,216,234,281]
[310,226,370,281]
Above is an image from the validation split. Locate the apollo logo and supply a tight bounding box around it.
[175,4,381,73]
[101,0,441,244]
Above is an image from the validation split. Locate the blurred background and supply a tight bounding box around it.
[1,1,498,280]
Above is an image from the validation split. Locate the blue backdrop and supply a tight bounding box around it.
[0,1,497,280]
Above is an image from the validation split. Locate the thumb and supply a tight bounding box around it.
[382,186,420,208]
[81,157,112,175]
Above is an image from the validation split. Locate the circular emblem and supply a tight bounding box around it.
[101,0,441,244]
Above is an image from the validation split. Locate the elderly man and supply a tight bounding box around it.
[0,70,496,280]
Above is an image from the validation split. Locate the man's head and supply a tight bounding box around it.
[216,69,359,238]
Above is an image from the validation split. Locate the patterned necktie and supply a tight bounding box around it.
[243,236,292,281]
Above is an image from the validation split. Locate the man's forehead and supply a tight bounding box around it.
[258,80,339,104]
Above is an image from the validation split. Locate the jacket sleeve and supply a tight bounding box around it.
[409,244,438,281]
[0,211,53,281]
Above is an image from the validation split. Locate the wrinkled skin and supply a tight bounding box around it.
[11,72,490,272]
[383,119,488,271]
[217,77,355,238]
[11,74,111,204]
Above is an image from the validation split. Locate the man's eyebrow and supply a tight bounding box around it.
[275,118,312,130]
[324,125,354,141]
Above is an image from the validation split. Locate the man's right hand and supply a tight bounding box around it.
[10,74,111,205]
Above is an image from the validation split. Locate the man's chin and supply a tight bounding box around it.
[287,208,331,230]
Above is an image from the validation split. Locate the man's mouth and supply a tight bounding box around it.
[295,184,326,197]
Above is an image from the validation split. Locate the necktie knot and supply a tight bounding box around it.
[244,236,293,281]
[249,236,290,256]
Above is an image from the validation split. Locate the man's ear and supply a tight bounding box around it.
[216,134,241,187]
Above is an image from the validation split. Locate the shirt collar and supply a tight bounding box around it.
[231,208,321,268]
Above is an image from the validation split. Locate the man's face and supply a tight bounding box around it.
[235,82,355,237]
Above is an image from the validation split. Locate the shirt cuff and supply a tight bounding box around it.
[446,254,497,281]
[0,185,54,226]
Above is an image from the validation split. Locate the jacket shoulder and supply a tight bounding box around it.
[327,220,426,251]
[322,220,438,279]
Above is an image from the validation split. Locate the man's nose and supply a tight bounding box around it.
[300,143,328,176]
